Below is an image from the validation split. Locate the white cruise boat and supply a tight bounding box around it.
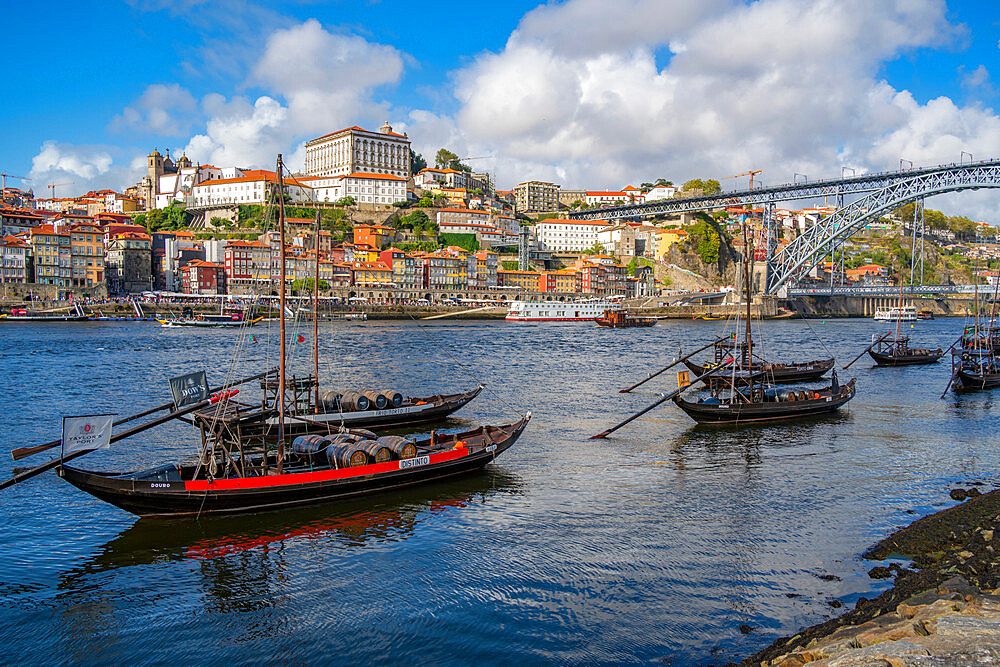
[505,299,621,322]
[874,305,917,322]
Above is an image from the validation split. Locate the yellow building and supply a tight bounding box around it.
[352,261,394,287]
[498,269,541,291]
[69,222,105,287]
[655,228,689,259]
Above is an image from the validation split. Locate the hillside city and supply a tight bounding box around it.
[1,121,998,302]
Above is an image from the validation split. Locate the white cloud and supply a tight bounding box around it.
[444,0,1000,218]
[109,83,199,136]
[29,141,144,195]
[180,19,406,170]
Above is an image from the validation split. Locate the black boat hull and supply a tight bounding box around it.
[672,381,855,424]
[955,370,1000,391]
[58,417,528,518]
[868,349,943,366]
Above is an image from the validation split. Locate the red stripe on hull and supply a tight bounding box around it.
[184,447,469,491]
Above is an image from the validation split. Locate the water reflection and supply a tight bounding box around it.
[60,469,522,581]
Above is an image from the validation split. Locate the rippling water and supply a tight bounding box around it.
[1,317,997,664]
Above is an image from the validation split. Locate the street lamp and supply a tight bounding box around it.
[841,167,856,178]
[899,159,913,171]
[961,151,973,165]
[793,173,807,184]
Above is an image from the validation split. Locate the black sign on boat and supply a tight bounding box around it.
[169,371,210,409]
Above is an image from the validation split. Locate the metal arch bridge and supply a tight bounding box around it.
[566,158,1000,220]
[769,160,1000,295]
[566,157,1000,295]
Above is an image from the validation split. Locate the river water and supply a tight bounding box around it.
[0,317,997,665]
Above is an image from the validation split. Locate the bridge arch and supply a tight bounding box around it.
[769,164,1000,295]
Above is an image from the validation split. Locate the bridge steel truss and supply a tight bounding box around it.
[566,159,1000,221]
[768,161,1000,295]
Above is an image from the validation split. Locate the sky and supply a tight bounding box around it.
[3,0,1000,218]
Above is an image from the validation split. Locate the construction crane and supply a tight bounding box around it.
[1,172,31,191]
[724,169,762,190]
[47,182,75,199]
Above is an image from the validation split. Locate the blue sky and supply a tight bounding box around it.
[3,0,1000,217]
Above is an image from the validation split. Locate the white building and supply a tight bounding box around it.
[643,184,676,202]
[304,122,411,179]
[190,172,314,207]
[533,219,609,252]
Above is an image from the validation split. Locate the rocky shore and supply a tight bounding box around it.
[743,486,1000,666]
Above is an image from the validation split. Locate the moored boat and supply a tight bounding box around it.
[874,305,917,322]
[57,416,530,518]
[595,309,656,328]
[506,298,619,322]
[673,378,856,424]
[867,336,943,366]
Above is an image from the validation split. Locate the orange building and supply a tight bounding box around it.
[353,224,394,250]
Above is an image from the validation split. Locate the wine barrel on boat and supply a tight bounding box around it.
[321,390,342,410]
[363,390,388,410]
[291,434,329,460]
[380,390,403,408]
[339,391,369,411]
[325,433,360,446]
[355,439,393,464]
[326,441,369,468]
[377,435,416,460]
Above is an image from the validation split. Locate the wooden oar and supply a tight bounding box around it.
[10,368,276,461]
[619,337,725,393]
[843,333,892,370]
[0,390,240,492]
[591,363,732,439]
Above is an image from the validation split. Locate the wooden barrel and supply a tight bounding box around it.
[339,390,370,412]
[798,391,809,401]
[320,390,342,410]
[326,442,369,468]
[324,433,360,445]
[355,439,393,464]
[377,435,417,460]
[363,390,388,410]
[380,390,403,408]
[291,434,329,459]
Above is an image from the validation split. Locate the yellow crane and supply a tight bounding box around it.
[47,182,75,199]
[1,172,31,192]
[724,169,762,190]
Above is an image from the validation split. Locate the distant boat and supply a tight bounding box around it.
[1,307,88,322]
[868,336,943,366]
[595,309,656,328]
[158,314,264,328]
[506,298,619,322]
[874,305,917,322]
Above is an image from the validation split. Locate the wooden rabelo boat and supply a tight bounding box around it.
[682,339,834,386]
[258,376,485,434]
[672,376,856,424]
[595,309,656,328]
[591,224,856,437]
[867,336,943,366]
[945,263,1000,394]
[58,416,530,518]
[3,155,529,519]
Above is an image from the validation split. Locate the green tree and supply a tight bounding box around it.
[655,178,673,187]
[291,278,330,293]
[334,196,356,207]
[948,215,977,238]
[144,208,166,233]
[410,149,427,175]
[435,148,471,171]
[681,178,720,194]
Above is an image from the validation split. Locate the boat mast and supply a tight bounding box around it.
[276,154,287,473]
[896,263,904,342]
[313,208,320,414]
[743,223,753,368]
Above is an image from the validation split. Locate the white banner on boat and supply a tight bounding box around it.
[61,414,115,456]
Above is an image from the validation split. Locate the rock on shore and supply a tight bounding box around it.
[744,487,1000,666]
